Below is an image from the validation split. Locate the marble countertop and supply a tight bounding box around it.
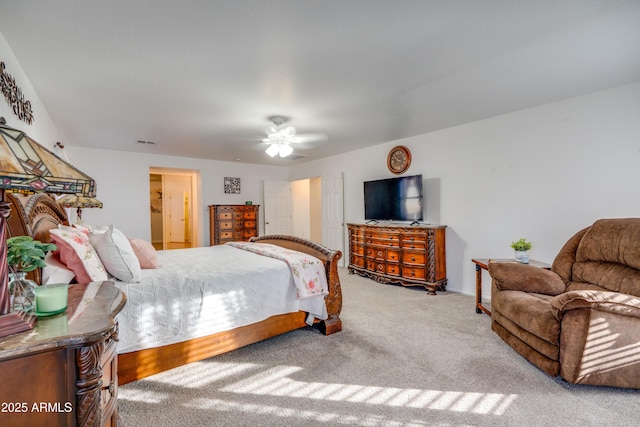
[0,281,126,360]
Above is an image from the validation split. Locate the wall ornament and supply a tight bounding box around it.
[0,61,34,125]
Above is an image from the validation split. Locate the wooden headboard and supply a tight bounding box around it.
[6,192,69,283]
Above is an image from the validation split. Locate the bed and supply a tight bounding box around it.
[5,192,342,385]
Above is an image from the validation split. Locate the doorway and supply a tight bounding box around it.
[264,172,344,265]
[149,167,200,250]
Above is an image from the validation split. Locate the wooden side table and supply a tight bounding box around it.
[472,258,551,316]
[0,281,126,427]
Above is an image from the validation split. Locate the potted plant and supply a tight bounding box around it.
[6,236,57,312]
[510,238,532,262]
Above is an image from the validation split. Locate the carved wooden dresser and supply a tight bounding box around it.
[0,281,125,427]
[209,204,259,245]
[347,223,447,294]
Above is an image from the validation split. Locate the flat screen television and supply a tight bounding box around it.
[364,174,423,222]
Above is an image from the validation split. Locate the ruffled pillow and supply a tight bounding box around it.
[90,225,142,282]
[128,237,159,269]
[50,227,108,283]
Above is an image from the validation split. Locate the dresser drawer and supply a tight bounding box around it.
[350,228,365,238]
[386,263,401,276]
[366,230,399,239]
[373,262,386,274]
[402,232,426,243]
[101,338,118,419]
[243,220,256,229]
[402,241,426,250]
[219,221,234,230]
[386,249,400,262]
[220,231,235,239]
[366,247,387,260]
[243,229,257,238]
[402,251,426,265]
[219,212,233,220]
[351,254,365,268]
[243,211,256,219]
[367,238,400,249]
[402,266,426,280]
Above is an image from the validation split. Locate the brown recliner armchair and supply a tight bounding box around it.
[488,218,640,388]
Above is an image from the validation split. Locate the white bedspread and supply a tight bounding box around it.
[113,244,328,354]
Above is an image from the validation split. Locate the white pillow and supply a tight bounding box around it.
[42,252,76,285]
[90,225,142,282]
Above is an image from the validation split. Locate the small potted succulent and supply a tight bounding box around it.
[6,236,57,312]
[510,238,532,262]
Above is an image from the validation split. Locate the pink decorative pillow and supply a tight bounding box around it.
[50,227,108,283]
[128,237,159,269]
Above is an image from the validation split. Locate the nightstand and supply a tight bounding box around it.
[0,281,126,427]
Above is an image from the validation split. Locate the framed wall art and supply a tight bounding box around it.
[224,177,241,194]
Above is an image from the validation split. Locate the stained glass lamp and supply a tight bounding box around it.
[0,118,97,337]
[57,194,103,223]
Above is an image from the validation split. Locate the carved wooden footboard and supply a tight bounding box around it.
[5,192,343,385]
[250,234,343,335]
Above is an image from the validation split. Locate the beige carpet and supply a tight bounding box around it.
[119,268,640,426]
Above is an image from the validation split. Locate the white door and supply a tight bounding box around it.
[264,181,292,235]
[168,191,186,242]
[321,172,345,265]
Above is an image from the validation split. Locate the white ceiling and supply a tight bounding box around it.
[1,1,639,165]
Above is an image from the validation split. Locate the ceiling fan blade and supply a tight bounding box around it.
[280,126,296,136]
[292,132,328,143]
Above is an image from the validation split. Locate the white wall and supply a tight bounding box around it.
[289,81,640,298]
[66,147,288,245]
[0,32,60,144]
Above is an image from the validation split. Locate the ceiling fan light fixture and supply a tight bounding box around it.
[265,142,294,158]
[265,143,280,157]
[278,143,293,157]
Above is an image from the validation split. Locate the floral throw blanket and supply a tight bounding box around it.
[226,242,328,299]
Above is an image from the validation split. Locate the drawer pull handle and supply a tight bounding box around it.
[377,251,383,257]
[410,257,415,262]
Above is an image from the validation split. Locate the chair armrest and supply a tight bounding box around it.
[488,262,566,295]
[551,290,640,320]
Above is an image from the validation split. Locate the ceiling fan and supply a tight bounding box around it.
[262,116,326,158]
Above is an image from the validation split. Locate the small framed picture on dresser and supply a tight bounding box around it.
[224,177,241,194]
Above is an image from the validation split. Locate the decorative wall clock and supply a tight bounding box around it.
[387,145,411,175]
